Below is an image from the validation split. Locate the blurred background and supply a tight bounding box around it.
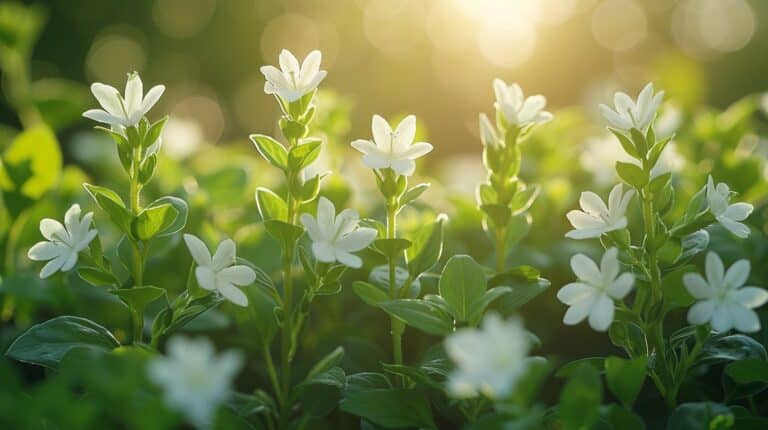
[2,0,767,157]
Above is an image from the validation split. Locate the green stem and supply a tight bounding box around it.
[263,341,283,406]
[495,226,506,273]
[129,143,144,343]
[279,167,299,425]
[386,199,404,371]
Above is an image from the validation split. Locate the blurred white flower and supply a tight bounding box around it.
[83,72,165,128]
[148,336,242,429]
[685,252,768,333]
[351,114,433,176]
[581,135,685,186]
[300,197,377,268]
[28,204,97,279]
[655,103,683,139]
[444,313,530,399]
[706,175,753,238]
[599,82,664,132]
[183,234,255,306]
[162,117,204,160]
[260,49,327,103]
[478,113,501,148]
[493,79,552,128]
[558,248,634,332]
[566,183,634,239]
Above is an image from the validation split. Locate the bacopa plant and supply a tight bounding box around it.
[2,14,768,429]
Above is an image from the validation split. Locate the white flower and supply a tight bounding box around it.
[565,183,635,239]
[492,79,553,128]
[183,234,255,306]
[162,117,203,160]
[478,113,501,148]
[27,204,97,279]
[685,252,768,333]
[148,336,242,430]
[300,197,377,269]
[706,175,753,238]
[351,114,433,176]
[445,313,530,399]
[557,248,634,332]
[83,72,165,128]
[260,49,327,103]
[599,82,664,132]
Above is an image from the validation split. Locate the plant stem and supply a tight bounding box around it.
[129,144,144,343]
[495,226,506,273]
[279,167,299,425]
[386,200,404,369]
[263,341,283,406]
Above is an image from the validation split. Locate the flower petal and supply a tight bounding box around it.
[729,304,760,333]
[389,158,416,176]
[184,234,212,267]
[371,114,392,150]
[723,202,753,222]
[683,273,716,299]
[710,304,733,332]
[687,300,716,325]
[718,217,750,238]
[563,296,594,325]
[570,253,601,285]
[579,191,608,216]
[393,115,416,152]
[83,109,121,125]
[311,241,336,263]
[219,265,256,286]
[588,294,614,331]
[335,250,362,268]
[212,239,236,271]
[299,50,322,85]
[218,283,249,307]
[730,287,768,309]
[90,83,124,117]
[607,273,634,299]
[566,210,605,230]
[599,248,620,284]
[336,228,377,252]
[300,213,322,241]
[557,282,594,305]
[724,259,750,288]
[139,84,165,118]
[28,241,63,261]
[399,141,433,160]
[124,73,143,115]
[40,218,66,242]
[705,252,725,288]
[40,255,66,279]
[195,266,217,291]
[278,49,300,74]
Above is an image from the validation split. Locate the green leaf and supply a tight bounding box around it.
[249,134,288,170]
[558,363,602,430]
[132,203,178,241]
[297,366,346,417]
[138,154,157,184]
[615,161,648,188]
[604,356,648,408]
[232,284,279,344]
[480,203,511,229]
[400,183,430,207]
[287,139,322,171]
[112,286,166,313]
[603,404,646,430]
[305,346,344,381]
[725,359,768,384]
[609,127,639,158]
[144,196,188,237]
[83,183,134,235]
[381,363,442,390]
[406,215,445,278]
[340,389,436,429]
[264,219,304,250]
[556,357,605,378]
[77,267,118,287]
[373,238,411,260]
[667,402,734,430]
[296,172,324,203]
[0,124,61,199]
[438,255,487,322]
[378,299,453,336]
[255,187,287,221]
[143,116,168,148]
[629,127,648,156]
[510,183,539,215]
[467,286,512,326]
[509,356,550,408]
[5,316,120,369]
[352,281,389,307]
[648,171,671,194]
[698,334,767,366]
[491,278,550,313]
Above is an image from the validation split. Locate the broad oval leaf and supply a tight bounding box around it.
[438,255,487,322]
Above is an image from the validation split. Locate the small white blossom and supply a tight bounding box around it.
[300,197,377,269]
[162,117,203,160]
[444,313,530,399]
[565,183,634,239]
[28,204,97,279]
[478,113,501,148]
[83,72,165,128]
[557,248,634,332]
[493,79,553,127]
[351,114,433,176]
[260,49,327,103]
[706,175,753,238]
[183,234,255,306]
[685,252,768,333]
[148,336,242,429]
[599,82,664,132]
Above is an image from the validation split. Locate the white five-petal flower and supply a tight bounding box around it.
[351,114,433,176]
[183,234,256,307]
[27,204,98,279]
[83,72,165,128]
[599,82,664,132]
[685,252,768,333]
[300,197,377,269]
[445,313,531,399]
[565,183,635,239]
[260,49,327,103]
[492,79,553,128]
[706,175,753,238]
[557,248,634,332]
[148,336,243,430]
